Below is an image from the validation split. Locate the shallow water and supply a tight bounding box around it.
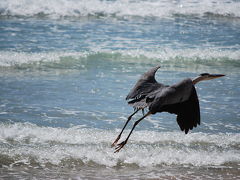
[0,0,240,179]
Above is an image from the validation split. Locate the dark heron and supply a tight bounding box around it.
[112,65,225,152]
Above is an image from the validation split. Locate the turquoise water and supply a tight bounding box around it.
[0,0,240,179]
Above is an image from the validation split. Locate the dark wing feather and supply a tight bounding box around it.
[128,97,148,109]
[161,86,200,134]
[126,65,162,100]
[126,65,164,110]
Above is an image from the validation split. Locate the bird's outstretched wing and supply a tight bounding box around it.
[126,66,164,109]
[161,86,200,134]
[126,65,162,100]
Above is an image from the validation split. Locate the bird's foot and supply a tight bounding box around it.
[111,135,120,148]
[114,140,127,153]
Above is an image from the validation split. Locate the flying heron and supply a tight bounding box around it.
[112,65,225,153]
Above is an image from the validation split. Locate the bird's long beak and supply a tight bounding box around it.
[208,74,225,80]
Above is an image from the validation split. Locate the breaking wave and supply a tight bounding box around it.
[1,0,240,19]
[0,49,240,69]
[0,123,239,168]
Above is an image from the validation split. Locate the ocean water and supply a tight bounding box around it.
[0,0,240,179]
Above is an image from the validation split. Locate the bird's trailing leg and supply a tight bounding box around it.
[114,111,151,153]
[111,108,141,147]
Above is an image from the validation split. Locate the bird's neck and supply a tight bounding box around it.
[192,76,205,85]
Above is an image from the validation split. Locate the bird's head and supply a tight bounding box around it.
[199,73,225,80]
[193,73,225,84]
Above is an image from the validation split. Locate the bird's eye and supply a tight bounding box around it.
[200,73,209,76]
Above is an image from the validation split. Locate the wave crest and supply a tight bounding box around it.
[0,49,239,69]
[1,0,240,19]
[0,123,240,168]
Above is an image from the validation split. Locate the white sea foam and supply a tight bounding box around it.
[0,48,239,67]
[0,51,88,67]
[0,123,239,167]
[1,0,240,19]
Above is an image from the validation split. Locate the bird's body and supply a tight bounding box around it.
[128,77,200,134]
[112,66,225,152]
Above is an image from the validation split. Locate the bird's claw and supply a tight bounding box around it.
[111,136,120,148]
[114,140,126,153]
